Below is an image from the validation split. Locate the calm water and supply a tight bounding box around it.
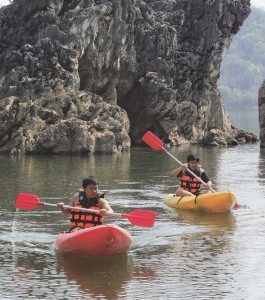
[1,144,265,299]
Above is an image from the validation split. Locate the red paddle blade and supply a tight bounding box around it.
[233,202,241,209]
[15,193,43,210]
[121,209,157,227]
[142,131,164,151]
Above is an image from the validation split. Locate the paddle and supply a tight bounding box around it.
[142,131,216,193]
[15,193,157,228]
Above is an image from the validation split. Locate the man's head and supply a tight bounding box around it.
[187,154,199,171]
[82,176,99,198]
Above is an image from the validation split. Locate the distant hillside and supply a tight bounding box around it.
[219,7,265,110]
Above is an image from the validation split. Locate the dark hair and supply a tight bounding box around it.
[187,154,199,162]
[82,176,99,188]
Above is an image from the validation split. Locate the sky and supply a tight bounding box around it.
[0,0,9,6]
[251,0,265,8]
[0,0,265,8]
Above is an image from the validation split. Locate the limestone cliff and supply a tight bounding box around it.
[259,80,265,147]
[0,0,258,154]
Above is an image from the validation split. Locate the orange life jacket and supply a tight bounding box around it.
[180,169,203,195]
[69,191,102,228]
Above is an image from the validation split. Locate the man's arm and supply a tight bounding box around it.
[201,172,212,190]
[99,198,113,214]
[170,164,187,179]
[57,193,78,216]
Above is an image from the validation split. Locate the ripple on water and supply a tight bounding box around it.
[1,145,265,299]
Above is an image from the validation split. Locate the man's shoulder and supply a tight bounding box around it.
[99,196,106,203]
[199,167,205,174]
[72,192,80,202]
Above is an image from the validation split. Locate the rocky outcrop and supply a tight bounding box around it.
[0,92,130,153]
[0,0,131,153]
[0,0,257,154]
[259,80,265,147]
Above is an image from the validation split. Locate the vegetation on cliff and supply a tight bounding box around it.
[219,7,265,110]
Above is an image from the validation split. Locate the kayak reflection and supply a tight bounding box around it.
[172,210,236,229]
[56,253,155,299]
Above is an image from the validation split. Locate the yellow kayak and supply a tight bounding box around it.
[163,191,236,213]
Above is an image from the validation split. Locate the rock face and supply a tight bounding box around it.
[0,0,258,154]
[259,80,265,147]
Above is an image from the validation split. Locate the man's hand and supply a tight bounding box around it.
[203,182,212,190]
[57,202,71,215]
[57,202,64,208]
[181,164,188,171]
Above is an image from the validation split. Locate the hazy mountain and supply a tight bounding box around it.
[219,7,265,111]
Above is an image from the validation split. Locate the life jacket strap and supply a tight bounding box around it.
[177,196,184,204]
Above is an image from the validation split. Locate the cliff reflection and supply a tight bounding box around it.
[1,151,133,211]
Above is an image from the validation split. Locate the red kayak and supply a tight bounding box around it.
[55,224,133,257]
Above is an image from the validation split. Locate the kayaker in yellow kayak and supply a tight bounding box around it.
[57,176,113,230]
[170,154,212,196]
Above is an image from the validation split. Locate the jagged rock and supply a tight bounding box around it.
[231,127,257,144]
[0,92,130,153]
[0,0,258,154]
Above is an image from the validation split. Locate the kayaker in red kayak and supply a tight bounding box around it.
[170,154,212,196]
[57,176,113,230]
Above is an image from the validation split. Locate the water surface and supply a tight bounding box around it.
[1,144,265,299]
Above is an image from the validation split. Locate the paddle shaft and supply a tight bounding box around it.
[162,147,216,193]
[41,202,122,217]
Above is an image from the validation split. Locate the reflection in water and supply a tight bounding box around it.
[0,152,134,212]
[173,210,236,230]
[2,144,265,299]
[56,254,133,299]
[56,253,156,299]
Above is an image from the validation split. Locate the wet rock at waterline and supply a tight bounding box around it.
[259,80,265,148]
[0,0,258,154]
[0,92,130,154]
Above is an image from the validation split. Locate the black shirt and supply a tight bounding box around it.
[178,168,210,183]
